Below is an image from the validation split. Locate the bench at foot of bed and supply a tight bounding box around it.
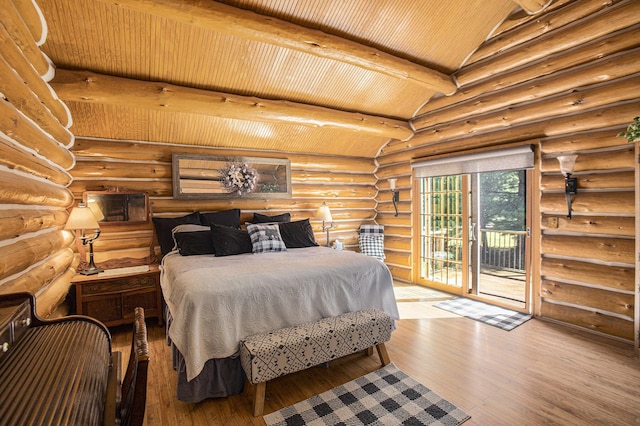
[239,308,393,416]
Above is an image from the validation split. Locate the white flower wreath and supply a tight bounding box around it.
[220,162,258,196]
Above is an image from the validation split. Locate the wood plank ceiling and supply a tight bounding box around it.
[38,0,521,157]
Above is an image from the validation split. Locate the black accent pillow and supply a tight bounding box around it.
[174,231,215,256]
[200,209,241,229]
[210,224,253,256]
[152,212,201,256]
[278,219,318,248]
[253,212,291,223]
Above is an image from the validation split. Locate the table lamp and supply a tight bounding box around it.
[65,203,103,275]
[315,202,335,247]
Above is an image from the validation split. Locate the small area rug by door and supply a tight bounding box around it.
[263,363,470,426]
[434,297,531,331]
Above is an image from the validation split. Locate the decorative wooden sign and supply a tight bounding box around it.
[172,153,291,199]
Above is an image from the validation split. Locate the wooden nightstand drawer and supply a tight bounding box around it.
[123,289,158,319]
[80,274,157,296]
[82,295,123,324]
[71,265,162,327]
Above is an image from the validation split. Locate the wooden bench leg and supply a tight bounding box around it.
[376,343,391,366]
[365,346,374,356]
[253,382,266,417]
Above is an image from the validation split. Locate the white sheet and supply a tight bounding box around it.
[161,246,399,381]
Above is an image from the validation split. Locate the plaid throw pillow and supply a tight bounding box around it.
[359,234,385,260]
[359,224,384,235]
[246,223,287,254]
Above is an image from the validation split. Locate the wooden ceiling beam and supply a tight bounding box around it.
[51,69,414,141]
[99,0,457,95]
[511,0,552,15]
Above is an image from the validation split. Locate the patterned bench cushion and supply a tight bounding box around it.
[240,309,393,384]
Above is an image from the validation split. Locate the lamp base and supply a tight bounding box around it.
[322,221,335,247]
[79,265,104,275]
[80,240,103,275]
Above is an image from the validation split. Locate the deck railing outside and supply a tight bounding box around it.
[480,229,526,272]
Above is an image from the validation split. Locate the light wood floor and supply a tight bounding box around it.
[112,301,640,425]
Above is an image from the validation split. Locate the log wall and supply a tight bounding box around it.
[377,0,638,341]
[0,1,76,317]
[69,138,378,261]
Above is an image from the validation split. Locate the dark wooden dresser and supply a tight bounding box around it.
[0,292,120,426]
[71,264,162,327]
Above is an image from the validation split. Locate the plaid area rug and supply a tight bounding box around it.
[434,297,531,331]
[263,363,470,426]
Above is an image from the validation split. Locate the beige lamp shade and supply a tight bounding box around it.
[65,203,100,230]
[315,202,332,222]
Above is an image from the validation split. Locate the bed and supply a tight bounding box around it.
[160,245,399,402]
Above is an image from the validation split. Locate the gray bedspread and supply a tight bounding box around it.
[161,246,399,381]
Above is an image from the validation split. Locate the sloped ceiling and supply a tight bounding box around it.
[38,0,520,157]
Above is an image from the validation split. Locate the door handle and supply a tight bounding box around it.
[470,223,477,241]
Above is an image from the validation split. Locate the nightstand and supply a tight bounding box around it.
[71,264,162,327]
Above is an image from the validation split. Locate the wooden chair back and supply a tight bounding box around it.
[120,307,150,426]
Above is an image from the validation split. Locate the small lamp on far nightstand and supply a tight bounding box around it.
[65,203,103,275]
[315,202,335,247]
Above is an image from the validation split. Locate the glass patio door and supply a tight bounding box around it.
[416,170,531,312]
[413,145,534,311]
[469,170,530,310]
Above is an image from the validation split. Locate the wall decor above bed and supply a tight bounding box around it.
[172,153,291,199]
